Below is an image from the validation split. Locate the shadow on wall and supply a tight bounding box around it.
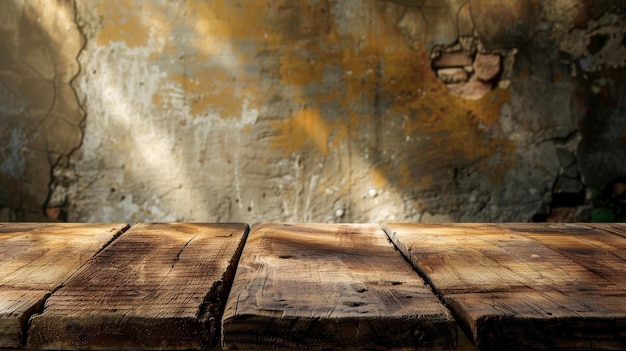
[1,0,625,223]
[0,0,84,221]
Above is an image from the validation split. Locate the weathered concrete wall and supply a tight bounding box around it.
[1,0,625,223]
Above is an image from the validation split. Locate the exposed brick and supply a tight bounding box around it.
[46,207,61,220]
[437,68,469,84]
[474,53,501,81]
[432,51,473,68]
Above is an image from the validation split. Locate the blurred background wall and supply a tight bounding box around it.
[1,0,625,223]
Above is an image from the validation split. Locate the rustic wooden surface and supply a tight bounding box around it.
[0,223,128,348]
[222,223,457,350]
[27,223,249,350]
[386,223,626,351]
[2,222,625,350]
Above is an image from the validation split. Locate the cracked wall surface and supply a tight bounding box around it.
[0,0,84,221]
[1,0,625,223]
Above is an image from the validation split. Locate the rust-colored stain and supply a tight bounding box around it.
[371,165,392,188]
[264,2,514,189]
[97,0,270,119]
[396,84,514,186]
[269,108,347,156]
[186,0,269,43]
[140,2,273,118]
[167,71,256,118]
[96,0,151,47]
[279,48,332,88]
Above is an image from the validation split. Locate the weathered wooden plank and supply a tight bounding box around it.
[222,223,457,350]
[0,223,128,348]
[0,290,48,348]
[0,223,47,234]
[27,223,248,350]
[588,223,626,239]
[505,223,626,285]
[386,223,626,350]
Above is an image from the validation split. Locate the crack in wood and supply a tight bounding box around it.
[172,234,198,267]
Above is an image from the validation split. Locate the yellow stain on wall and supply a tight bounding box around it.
[168,71,255,118]
[95,0,272,120]
[142,0,273,119]
[269,108,347,156]
[267,6,402,161]
[96,0,151,47]
[371,165,392,188]
[186,0,270,56]
[279,49,330,88]
[263,0,517,191]
[376,46,515,185]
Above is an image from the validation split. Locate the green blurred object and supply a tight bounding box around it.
[591,207,623,222]
[590,177,626,222]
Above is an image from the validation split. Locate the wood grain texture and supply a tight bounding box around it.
[588,223,626,239]
[386,223,626,350]
[0,223,128,348]
[27,223,248,350]
[222,223,457,350]
[0,290,48,348]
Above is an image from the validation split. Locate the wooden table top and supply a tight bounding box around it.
[0,222,625,350]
